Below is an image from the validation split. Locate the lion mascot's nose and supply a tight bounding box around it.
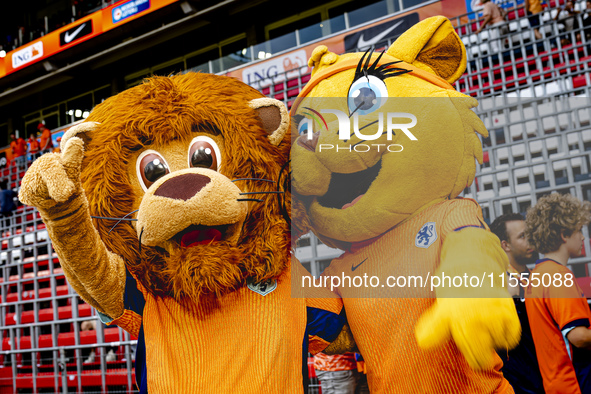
[154,173,211,201]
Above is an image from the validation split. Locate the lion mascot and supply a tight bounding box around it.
[18,72,351,392]
[291,16,521,393]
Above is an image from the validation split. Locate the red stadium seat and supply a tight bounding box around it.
[573,74,590,89]
[5,284,67,304]
[14,369,135,389]
[274,82,285,92]
[287,78,300,88]
[5,304,92,326]
[287,88,300,98]
[8,268,64,286]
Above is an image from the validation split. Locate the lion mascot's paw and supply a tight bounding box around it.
[19,122,96,209]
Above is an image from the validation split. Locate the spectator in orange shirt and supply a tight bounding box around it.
[525,193,591,394]
[38,123,53,153]
[10,132,27,168]
[28,132,40,160]
[525,0,544,39]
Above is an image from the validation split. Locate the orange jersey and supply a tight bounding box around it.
[525,259,591,394]
[323,198,511,393]
[39,128,53,150]
[28,137,40,153]
[10,138,26,156]
[108,257,344,393]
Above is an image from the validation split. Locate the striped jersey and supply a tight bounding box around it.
[323,198,512,393]
[107,257,345,393]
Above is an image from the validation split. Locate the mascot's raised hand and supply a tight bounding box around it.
[20,122,127,320]
[291,16,520,393]
[19,73,350,393]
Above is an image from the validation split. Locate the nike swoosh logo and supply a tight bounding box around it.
[357,20,405,48]
[64,23,87,44]
[351,258,367,272]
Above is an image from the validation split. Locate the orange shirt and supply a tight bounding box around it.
[525,259,591,394]
[323,198,511,393]
[526,0,543,14]
[39,128,53,150]
[110,258,344,393]
[10,138,26,157]
[28,137,40,153]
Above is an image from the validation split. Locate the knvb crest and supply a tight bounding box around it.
[415,222,437,248]
[247,278,278,296]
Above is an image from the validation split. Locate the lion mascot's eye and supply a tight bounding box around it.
[347,75,388,116]
[188,136,221,171]
[136,150,170,191]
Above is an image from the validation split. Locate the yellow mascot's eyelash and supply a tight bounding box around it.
[353,48,412,83]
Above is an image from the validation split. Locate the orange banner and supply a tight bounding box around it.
[2,0,180,78]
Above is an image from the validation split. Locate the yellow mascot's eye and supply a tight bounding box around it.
[347,75,388,116]
[298,118,311,136]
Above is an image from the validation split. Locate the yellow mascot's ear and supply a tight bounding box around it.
[308,45,339,76]
[387,16,466,84]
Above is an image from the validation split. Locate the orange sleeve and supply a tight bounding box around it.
[110,309,143,338]
[546,277,591,331]
[100,269,145,338]
[441,198,487,239]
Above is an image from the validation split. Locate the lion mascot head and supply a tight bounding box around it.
[74,72,291,304]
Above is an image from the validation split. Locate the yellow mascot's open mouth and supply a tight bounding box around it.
[317,159,381,210]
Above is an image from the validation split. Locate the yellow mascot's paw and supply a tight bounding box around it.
[415,297,521,370]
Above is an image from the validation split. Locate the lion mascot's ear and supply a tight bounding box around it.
[387,16,466,84]
[248,98,289,146]
[60,121,99,152]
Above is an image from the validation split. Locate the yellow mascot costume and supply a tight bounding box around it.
[291,16,521,393]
